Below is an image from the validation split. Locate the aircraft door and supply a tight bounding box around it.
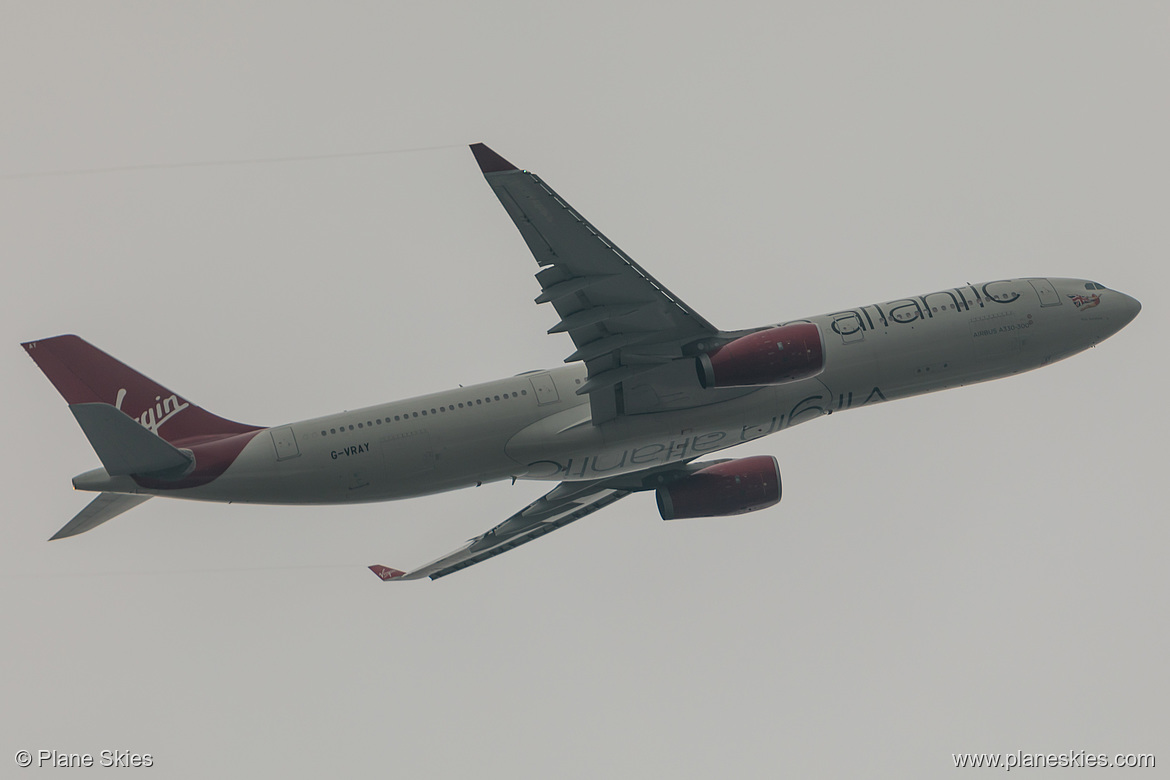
[1028,278,1062,307]
[831,312,865,344]
[529,373,561,405]
[270,426,301,461]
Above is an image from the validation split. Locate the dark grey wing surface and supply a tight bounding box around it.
[470,143,722,424]
[368,460,730,582]
[370,480,633,581]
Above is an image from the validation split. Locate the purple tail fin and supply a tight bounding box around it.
[23,335,260,445]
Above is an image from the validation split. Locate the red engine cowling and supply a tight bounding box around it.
[696,322,824,389]
[656,455,782,520]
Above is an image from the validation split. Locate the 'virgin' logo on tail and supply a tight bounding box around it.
[115,388,190,434]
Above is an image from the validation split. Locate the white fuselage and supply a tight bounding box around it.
[80,277,1138,505]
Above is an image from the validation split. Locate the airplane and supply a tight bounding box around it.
[22,143,1141,581]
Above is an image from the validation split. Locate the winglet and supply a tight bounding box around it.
[369,565,407,581]
[470,143,518,173]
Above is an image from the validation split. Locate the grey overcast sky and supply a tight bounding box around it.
[2,2,1166,777]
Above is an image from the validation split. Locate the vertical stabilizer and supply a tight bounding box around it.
[22,335,259,444]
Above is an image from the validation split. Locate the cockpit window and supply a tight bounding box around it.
[1085,282,1107,290]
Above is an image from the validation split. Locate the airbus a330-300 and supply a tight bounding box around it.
[23,144,1141,581]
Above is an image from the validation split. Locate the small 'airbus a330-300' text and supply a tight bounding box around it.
[24,144,1141,580]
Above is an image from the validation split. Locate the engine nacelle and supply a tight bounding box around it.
[696,322,824,389]
[656,455,782,520]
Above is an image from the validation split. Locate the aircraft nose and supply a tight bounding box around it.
[1115,290,1142,327]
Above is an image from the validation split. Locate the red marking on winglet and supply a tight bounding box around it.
[369,565,407,581]
[470,143,518,174]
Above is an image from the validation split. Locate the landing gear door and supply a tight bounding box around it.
[1028,278,1062,307]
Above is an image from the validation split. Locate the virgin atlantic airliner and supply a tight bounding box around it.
[23,144,1141,580]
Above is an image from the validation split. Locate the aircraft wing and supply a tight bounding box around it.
[369,459,730,582]
[371,480,633,581]
[471,143,724,424]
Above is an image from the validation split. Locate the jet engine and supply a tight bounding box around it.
[696,322,824,389]
[656,455,782,520]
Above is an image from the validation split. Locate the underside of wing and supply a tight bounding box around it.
[470,144,753,423]
[371,481,633,581]
[369,460,735,582]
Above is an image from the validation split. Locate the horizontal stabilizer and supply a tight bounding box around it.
[69,403,193,477]
[51,492,152,540]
